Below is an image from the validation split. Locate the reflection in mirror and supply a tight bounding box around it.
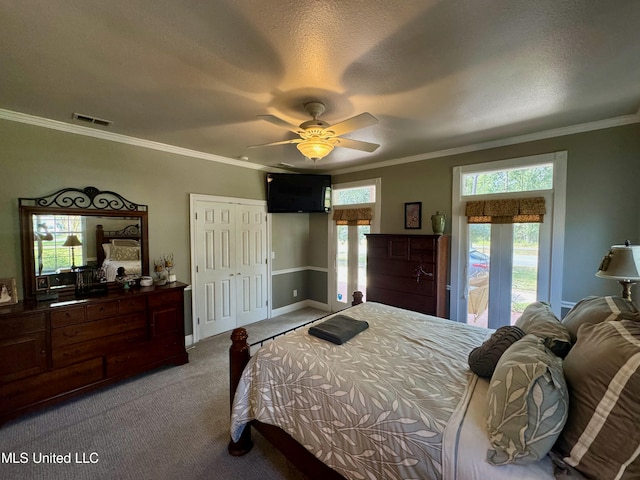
[31,216,143,284]
[20,187,148,301]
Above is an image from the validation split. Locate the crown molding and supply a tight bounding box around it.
[328,112,640,175]
[1,107,638,176]
[0,108,268,171]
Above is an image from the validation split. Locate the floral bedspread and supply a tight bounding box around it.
[230,302,490,480]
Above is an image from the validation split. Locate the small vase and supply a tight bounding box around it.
[431,211,446,235]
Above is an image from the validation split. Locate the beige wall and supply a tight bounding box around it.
[3,118,639,308]
[0,119,265,297]
[334,123,640,304]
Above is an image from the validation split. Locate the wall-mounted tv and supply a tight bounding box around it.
[266,173,332,213]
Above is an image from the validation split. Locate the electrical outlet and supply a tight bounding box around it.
[293,289,298,297]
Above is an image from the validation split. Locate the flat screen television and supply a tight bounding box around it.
[266,173,332,213]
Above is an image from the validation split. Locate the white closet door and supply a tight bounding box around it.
[194,201,236,339]
[235,204,268,327]
[193,198,268,340]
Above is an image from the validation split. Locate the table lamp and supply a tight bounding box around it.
[596,240,640,302]
[63,234,83,270]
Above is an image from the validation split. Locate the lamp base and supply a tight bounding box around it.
[619,280,636,303]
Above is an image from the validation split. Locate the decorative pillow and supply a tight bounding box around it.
[486,334,568,466]
[468,325,525,377]
[112,238,140,247]
[102,243,112,259]
[515,302,572,357]
[552,320,640,480]
[110,245,140,261]
[562,296,640,342]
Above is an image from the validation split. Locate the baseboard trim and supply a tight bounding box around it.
[184,334,194,348]
[271,300,331,318]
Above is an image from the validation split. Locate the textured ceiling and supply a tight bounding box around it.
[1,0,639,172]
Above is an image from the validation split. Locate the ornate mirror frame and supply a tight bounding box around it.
[19,186,149,301]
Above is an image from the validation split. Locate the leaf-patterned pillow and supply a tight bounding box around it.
[110,245,140,261]
[486,334,568,465]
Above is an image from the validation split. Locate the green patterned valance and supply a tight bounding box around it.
[465,197,545,224]
[332,207,372,226]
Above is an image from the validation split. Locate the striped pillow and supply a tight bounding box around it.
[552,320,640,479]
[562,296,639,342]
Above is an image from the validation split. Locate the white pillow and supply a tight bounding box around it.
[102,243,112,259]
[112,238,139,247]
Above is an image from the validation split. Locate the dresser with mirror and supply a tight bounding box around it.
[0,187,188,425]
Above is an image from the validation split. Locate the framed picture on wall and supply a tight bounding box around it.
[0,278,18,305]
[404,202,422,229]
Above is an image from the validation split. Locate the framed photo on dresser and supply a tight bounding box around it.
[0,278,18,305]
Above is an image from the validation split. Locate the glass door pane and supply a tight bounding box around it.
[357,225,370,301]
[336,225,349,304]
[511,223,540,322]
[467,224,490,327]
[467,222,541,329]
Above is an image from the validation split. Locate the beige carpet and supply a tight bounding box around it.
[0,307,328,480]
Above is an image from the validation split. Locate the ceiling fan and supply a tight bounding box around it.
[249,101,379,161]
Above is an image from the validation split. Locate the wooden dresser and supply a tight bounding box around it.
[0,282,188,425]
[366,234,450,318]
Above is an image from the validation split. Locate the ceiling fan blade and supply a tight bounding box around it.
[327,112,378,136]
[334,137,380,153]
[248,138,302,148]
[258,114,303,134]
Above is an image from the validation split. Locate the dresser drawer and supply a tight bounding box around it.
[52,313,147,348]
[53,328,148,368]
[366,287,437,315]
[1,357,104,412]
[367,274,435,296]
[118,296,146,315]
[0,313,45,340]
[106,337,183,377]
[51,306,86,328]
[87,301,118,321]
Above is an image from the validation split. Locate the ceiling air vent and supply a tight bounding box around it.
[72,112,112,127]
[271,162,295,169]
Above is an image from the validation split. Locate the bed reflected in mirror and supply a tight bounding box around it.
[20,187,149,301]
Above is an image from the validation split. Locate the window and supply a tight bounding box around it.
[33,215,85,274]
[462,163,553,196]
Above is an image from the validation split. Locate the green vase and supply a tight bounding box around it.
[431,211,445,235]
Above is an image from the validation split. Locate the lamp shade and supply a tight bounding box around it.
[596,243,640,281]
[296,138,334,160]
[62,234,82,247]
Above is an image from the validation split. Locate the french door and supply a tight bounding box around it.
[466,207,549,328]
[329,179,381,312]
[451,152,566,326]
[333,223,370,311]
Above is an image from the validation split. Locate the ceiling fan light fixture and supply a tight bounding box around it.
[296,138,334,160]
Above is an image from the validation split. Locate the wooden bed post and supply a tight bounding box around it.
[228,327,253,456]
[352,290,363,305]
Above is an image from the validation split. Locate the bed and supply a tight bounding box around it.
[229,296,640,480]
[95,224,143,281]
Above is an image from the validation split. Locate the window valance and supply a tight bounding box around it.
[332,207,372,226]
[465,197,545,224]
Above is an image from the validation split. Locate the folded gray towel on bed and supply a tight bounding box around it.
[308,315,369,345]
